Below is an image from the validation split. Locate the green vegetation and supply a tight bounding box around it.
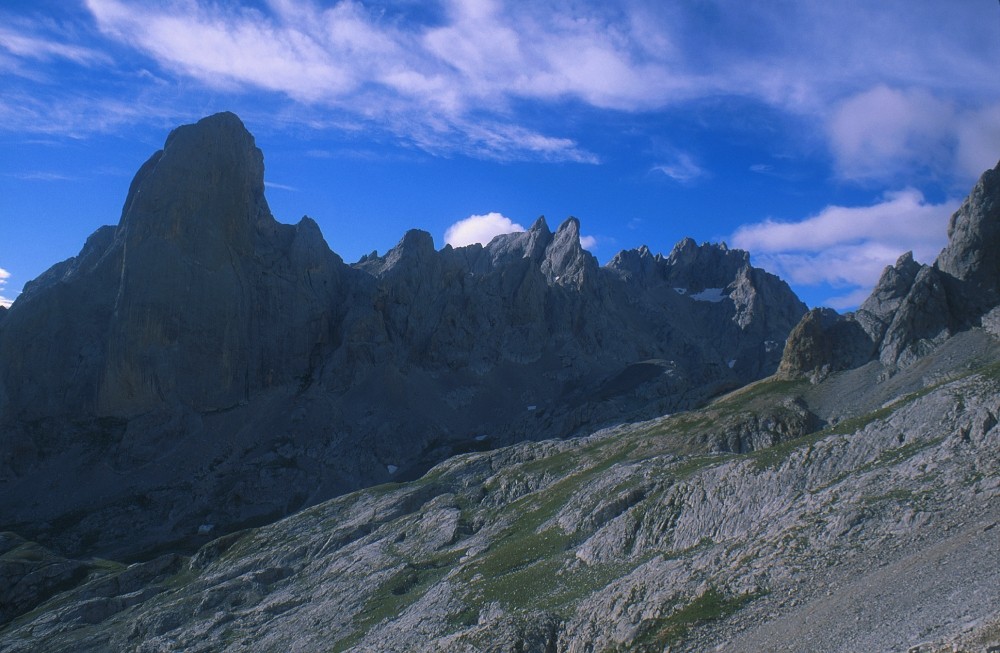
[862,438,943,472]
[668,453,737,479]
[707,378,808,415]
[629,588,766,651]
[749,430,829,472]
[749,377,953,472]
[451,446,650,614]
[331,549,463,653]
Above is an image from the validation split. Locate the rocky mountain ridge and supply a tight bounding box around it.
[0,115,998,650]
[0,113,805,562]
[779,161,1000,381]
[2,264,998,652]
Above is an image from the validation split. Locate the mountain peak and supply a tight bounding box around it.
[555,215,580,236]
[117,111,269,257]
[542,216,593,284]
[935,159,1000,307]
[0,113,810,565]
[780,160,1000,378]
[528,215,550,233]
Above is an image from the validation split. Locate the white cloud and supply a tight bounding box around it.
[0,90,183,138]
[1,1,996,175]
[444,212,525,247]
[732,190,960,310]
[955,103,1000,179]
[9,171,77,181]
[653,153,705,184]
[579,234,597,250]
[0,267,13,308]
[86,0,361,101]
[81,0,604,161]
[441,120,598,163]
[0,25,111,67]
[264,181,298,191]
[827,86,955,181]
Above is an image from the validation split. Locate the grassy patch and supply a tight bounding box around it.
[750,380,946,472]
[668,454,737,480]
[974,359,1000,381]
[750,430,829,472]
[330,549,463,652]
[707,379,808,415]
[454,448,641,614]
[866,438,943,470]
[630,588,766,651]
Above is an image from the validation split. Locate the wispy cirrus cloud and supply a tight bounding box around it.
[1,1,997,174]
[7,171,77,181]
[732,189,960,309]
[653,152,706,184]
[0,23,111,68]
[81,0,610,161]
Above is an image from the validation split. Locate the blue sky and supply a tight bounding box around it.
[2,1,999,310]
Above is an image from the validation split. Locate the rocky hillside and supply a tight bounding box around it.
[0,113,805,562]
[1,313,997,652]
[0,146,997,649]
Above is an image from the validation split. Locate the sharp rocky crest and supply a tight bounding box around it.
[0,113,806,561]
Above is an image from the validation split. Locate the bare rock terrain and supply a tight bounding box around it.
[0,330,996,652]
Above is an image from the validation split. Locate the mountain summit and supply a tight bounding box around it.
[779,159,1000,380]
[0,113,806,560]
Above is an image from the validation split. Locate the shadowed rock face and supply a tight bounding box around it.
[0,113,348,421]
[98,112,347,416]
[936,162,1000,307]
[0,112,806,560]
[779,160,1000,379]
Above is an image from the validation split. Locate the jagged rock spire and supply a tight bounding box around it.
[779,159,1000,379]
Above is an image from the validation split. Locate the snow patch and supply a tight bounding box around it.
[690,287,727,303]
[674,287,687,295]
[474,434,489,441]
[387,464,399,475]
[527,405,537,411]
[728,359,737,369]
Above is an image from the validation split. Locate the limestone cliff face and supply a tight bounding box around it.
[607,238,807,382]
[2,119,998,652]
[99,112,345,415]
[0,113,806,560]
[0,113,348,419]
[936,161,1000,308]
[779,160,1000,379]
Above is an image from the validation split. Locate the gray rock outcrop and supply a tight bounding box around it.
[936,162,1000,308]
[779,159,1000,378]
